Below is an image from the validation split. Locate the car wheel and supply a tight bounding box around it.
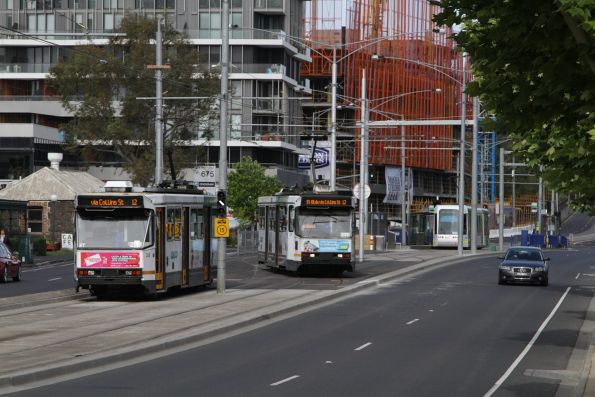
[541,277,548,287]
[1,266,8,283]
[13,265,21,282]
[498,278,506,285]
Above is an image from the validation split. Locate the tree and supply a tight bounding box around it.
[434,0,595,213]
[49,16,219,186]
[227,157,283,224]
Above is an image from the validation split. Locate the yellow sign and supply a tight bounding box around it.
[214,218,230,238]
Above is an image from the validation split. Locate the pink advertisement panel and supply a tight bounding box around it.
[80,252,141,268]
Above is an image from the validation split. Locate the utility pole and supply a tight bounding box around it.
[154,17,164,185]
[499,147,504,251]
[401,124,406,247]
[512,155,516,228]
[359,69,367,263]
[470,96,479,254]
[537,169,543,234]
[217,0,230,294]
[457,53,467,256]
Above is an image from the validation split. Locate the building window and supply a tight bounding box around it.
[28,206,43,233]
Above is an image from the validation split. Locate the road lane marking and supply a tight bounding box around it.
[406,318,420,325]
[576,273,581,280]
[354,342,372,351]
[483,286,571,397]
[429,309,435,312]
[271,375,299,386]
[48,277,62,282]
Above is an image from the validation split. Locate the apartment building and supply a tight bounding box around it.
[0,0,311,186]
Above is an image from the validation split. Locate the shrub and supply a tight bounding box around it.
[33,237,47,256]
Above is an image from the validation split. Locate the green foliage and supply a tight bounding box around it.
[33,237,47,256]
[434,0,595,214]
[227,157,283,223]
[48,16,219,186]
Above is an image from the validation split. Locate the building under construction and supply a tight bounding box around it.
[301,0,476,221]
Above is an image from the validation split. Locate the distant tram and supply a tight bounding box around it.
[432,204,489,248]
[74,182,216,298]
[257,191,357,274]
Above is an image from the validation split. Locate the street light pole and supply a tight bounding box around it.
[330,47,337,191]
[457,53,467,256]
[499,147,504,251]
[217,0,229,294]
[359,69,367,263]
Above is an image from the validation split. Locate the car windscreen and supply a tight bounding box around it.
[437,209,458,234]
[505,249,542,261]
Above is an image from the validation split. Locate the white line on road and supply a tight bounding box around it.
[47,277,62,282]
[576,273,581,280]
[271,375,300,386]
[354,342,372,351]
[429,309,435,312]
[406,318,420,325]
[483,286,571,397]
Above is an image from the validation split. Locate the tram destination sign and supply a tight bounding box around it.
[302,196,350,207]
[78,196,144,208]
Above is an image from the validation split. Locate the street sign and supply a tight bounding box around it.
[196,165,217,195]
[353,183,371,199]
[214,218,229,238]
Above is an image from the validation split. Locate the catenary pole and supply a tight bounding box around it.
[217,0,229,294]
[457,53,467,256]
[359,69,366,263]
[155,17,163,185]
[471,96,479,254]
[499,148,504,251]
[330,47,337,191]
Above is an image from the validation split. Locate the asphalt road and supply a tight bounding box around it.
[9,246,594,397]
[0,262,75,298]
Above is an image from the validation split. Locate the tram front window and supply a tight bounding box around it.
[438,210,458,235]
[295,209,352,239]
[76,209,152,249]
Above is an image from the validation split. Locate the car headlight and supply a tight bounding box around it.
[500,265,511,271]
[533,266,545,272]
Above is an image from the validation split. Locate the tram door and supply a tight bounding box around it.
[202,207,211,282]
[155,207,166,291]
[166,208,183,288]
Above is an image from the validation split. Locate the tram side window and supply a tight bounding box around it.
[190,209,204,240]
[166,208,182,241]
[268,207,276,230]
[288,205,294,232]
[279,206,288,232]
[258,206,265,230]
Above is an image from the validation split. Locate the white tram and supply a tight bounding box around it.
[75,183,216,298]
[432,204,489,248]
[257,191,357,274]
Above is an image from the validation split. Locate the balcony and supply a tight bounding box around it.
[254,0,284,14]
[0,63,51,74]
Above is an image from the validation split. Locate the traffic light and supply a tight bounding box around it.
[369,166,376,182]
[217,190,226,217]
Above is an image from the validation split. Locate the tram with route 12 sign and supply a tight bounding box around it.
[257,190,357,274]
[74,181,217,298]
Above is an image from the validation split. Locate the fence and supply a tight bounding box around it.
[230,228,259,256]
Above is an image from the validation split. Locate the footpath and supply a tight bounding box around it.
[3,245,595,396]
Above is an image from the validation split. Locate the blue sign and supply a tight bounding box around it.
[298,147,330,170]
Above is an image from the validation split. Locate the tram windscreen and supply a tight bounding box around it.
[295,209,352,239]
[76,209,152,249]
[437,209,458,235]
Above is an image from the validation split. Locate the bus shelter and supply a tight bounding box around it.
[0,199,31,263]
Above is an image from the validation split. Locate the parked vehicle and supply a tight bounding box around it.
[0,241,21,282]
[498,246,549,286]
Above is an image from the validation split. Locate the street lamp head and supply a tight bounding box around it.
[50,194,57,202]
[433,88,442,93]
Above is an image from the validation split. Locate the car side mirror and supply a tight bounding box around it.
[543,257,550,261]
[497,256,504,260]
